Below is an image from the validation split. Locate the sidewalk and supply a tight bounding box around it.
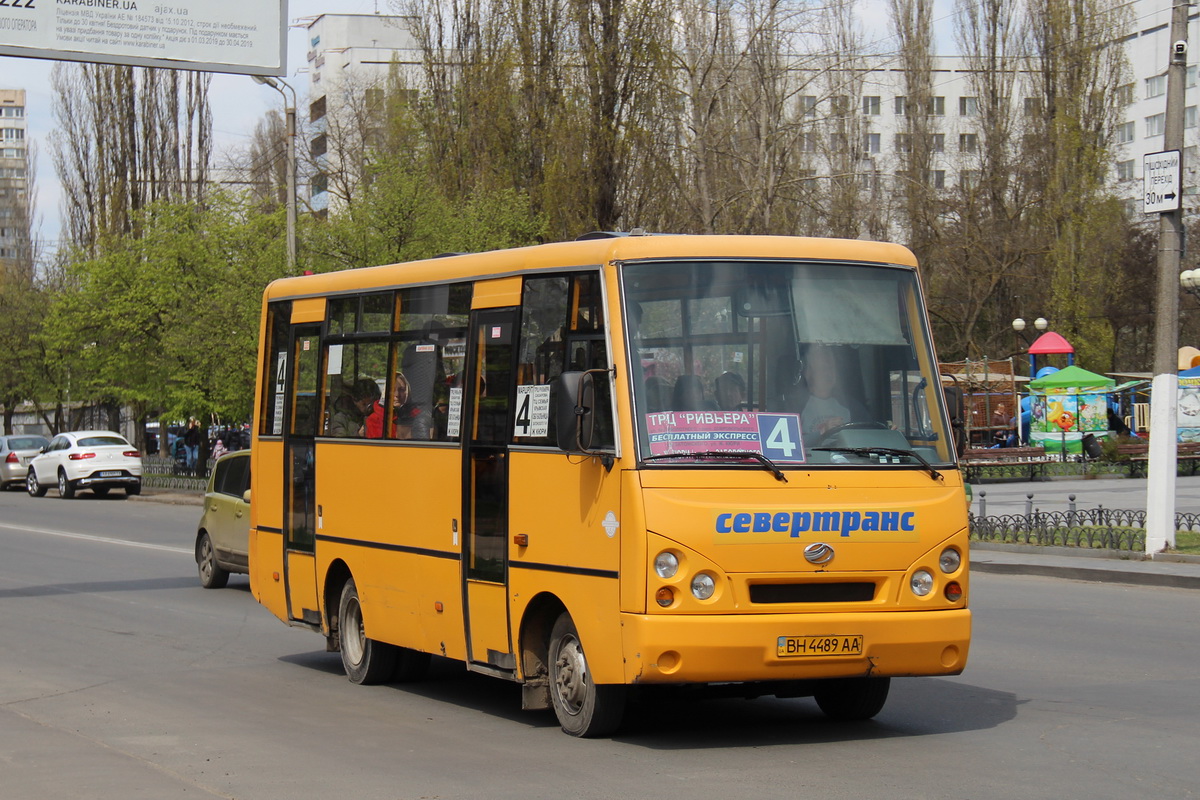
[972,542,1200,590]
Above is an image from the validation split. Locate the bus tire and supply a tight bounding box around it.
[814,676,890,721]
[547,612,626,737]
[338,578,396,685]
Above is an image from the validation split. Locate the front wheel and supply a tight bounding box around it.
[814,676,891,721]
[26,469,47,497]
[338,578,397,685]
[196,532,230,589]
[57,470,76,499]
[547,613,626,737]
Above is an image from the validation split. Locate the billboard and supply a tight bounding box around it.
[0,0,285,76]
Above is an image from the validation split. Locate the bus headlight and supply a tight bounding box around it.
[655,551,679,579]
[691,572,716,600]
[939,547,962,574]
[910,569,934,597]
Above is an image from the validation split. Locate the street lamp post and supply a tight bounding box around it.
[1011,316,1049,377]
[253,75,297,274]
[1181,269,1200,298]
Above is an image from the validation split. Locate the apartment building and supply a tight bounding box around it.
[300,13,421,214]
[0,88,30,278]
[291,2,1196,224]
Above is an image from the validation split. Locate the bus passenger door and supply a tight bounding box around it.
[284,324,322,626]
[461,308,517,673]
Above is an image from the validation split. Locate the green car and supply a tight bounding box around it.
[195,450,251,589]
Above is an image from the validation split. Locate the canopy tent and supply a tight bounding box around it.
[1026,366,1114,456]
[1028,365,1114,392]
[1027,331,1075,355]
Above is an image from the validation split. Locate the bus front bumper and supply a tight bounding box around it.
[619,608,970,685]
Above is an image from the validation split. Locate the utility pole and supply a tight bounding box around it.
[1145,3,1190,554]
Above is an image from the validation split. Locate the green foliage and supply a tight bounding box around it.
[306,157,546,272]
[40,193,293,426]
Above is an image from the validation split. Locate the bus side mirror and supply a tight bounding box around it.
[556,371,595,452]
[942,384,967,457]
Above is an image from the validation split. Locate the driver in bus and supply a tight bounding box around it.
[799,343,867,439]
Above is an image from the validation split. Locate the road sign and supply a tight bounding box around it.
[1144,150,1182,214]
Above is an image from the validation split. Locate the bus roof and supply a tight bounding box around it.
[262,234,919,302]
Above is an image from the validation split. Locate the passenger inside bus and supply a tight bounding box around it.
[672,374,711,411]
[330,378,381,438]
[714,371,747,411]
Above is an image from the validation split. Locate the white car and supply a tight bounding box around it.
[26,430,144,499]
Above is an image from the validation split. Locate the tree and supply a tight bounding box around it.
[50,64,212,254]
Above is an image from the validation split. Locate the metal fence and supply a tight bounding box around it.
[970,506,1200,552]
[142,456,209,492]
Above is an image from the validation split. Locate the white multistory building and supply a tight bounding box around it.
[290,3,1197,224]
[299,13,422,215]
[0,88,30,276]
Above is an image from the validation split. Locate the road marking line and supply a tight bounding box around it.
[0,522,191,554]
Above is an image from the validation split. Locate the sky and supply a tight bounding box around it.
[2,0,385,257]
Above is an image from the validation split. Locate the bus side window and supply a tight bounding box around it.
[394,283,471,442]
[519,273,613,448]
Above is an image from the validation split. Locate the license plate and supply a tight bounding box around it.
[99,471,121,477]
[776,635,864,658]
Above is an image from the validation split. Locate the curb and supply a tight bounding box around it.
[128,490,204,507]
[970,559,1200,590]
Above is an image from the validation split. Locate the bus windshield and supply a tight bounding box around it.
[623,258,953,469]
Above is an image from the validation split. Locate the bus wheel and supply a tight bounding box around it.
[547,613,626,737]
[338,578,397,685]
[814,677,891,721]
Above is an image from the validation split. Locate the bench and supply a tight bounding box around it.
[1114,441,1200,477]
[960,446,1052,482]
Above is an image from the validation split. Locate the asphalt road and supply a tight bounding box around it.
[2,488,1199,799]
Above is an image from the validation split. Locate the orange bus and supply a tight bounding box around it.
[248,233,970,736]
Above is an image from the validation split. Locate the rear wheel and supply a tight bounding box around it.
[125,481,141,496]
[196,532,230,589]
[547,613,626,737]
[814,677,891,721]
[338,578,397,685]
[26,469,47,497]
[57,470,76,499]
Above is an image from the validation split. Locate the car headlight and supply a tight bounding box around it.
[910,569,934,597]
[655,551,679,579]
[939,547,962,574]
[691,572,715,600]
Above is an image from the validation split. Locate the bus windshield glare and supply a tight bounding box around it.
[623,259,953,468]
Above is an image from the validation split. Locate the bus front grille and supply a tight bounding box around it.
[748,582,876,604]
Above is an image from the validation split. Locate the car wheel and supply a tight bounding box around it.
[26,469,47,497]
[338,578,397,685]
[125,481,141,496]
[548,612,626,737]
[92,486,110,498]
[196,532,230,589]
[57,469,76,499]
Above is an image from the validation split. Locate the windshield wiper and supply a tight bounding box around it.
[643,450,788,483]
[811,446,942,482]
